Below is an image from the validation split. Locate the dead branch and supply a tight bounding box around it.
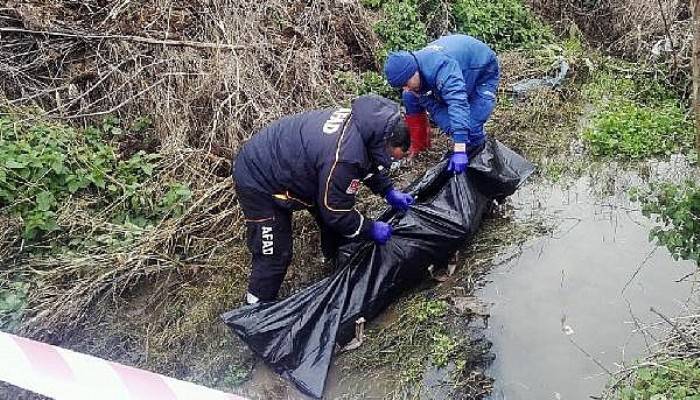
[650,306,697,350]
[0,27,256,51]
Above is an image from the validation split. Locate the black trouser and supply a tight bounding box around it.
[236,186,293,301]
[236,187,354,300]
[310,208,348,262]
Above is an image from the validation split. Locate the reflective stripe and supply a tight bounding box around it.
[322,114,365,238]
[244,217,274,223]
[344,212,364,238]
[274,192,312,208]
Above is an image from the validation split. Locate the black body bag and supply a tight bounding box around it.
[222,139,535,398]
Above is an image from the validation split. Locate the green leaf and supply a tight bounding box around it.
[5,160,25,169]
[50,160,65,174]
[67,179,82,193]
[35,191,56,211]
[141,163,154,175]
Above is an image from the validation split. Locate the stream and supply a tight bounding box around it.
[483,157,698,399]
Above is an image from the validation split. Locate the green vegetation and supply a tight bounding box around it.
[452,0,553,50]
[540,158,587,183]
[369,0,553,59]
[584,100,693,159]
[582,67,694,159]
[431,331,459,368]
[220,364,252,388]
[373,0,428,60]
[335,71,397,100]
[583,69,680,106]
[0,113,190,239]
[341,296,474,392]
[360,0,384,9]
[618,359,700,400]
[0,281,29,331]
[633,181,699,264]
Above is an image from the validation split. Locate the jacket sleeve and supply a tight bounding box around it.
[421,97,451,133]
[317,160,373,239]
[403,90,425,115]
[433,58,472,144]
[363,167,393,197]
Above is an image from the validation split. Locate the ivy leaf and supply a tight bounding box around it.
[90,170,106,189]
[50,160,65,174]
[141,163,154,176]
[36,191,56,211]
[5,160,25,169]
[67,178,82,193]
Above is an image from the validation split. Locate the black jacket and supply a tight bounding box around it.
[233,94,400,239]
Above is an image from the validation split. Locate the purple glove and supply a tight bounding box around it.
[447,151,469,174]
[369,221,392,245]
[385,189,414,212]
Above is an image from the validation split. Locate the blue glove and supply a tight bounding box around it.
[369,221,392,245]
[448,132,470,174]
[447,151,469,174]
[385,189,414,212]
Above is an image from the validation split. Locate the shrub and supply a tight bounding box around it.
[373,0,429,61]
[633,181,699,264]
[452,0,553,50]
[583,69,680,108]
[0,115,190,239]
[0,281,29,331]
[619,359,700,399]
[583,100,693,159]
[335,71,398,100]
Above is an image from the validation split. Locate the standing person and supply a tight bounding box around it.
[383,34,500,173]
[233,94,414,304]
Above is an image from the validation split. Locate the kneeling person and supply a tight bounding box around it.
[233,94,414,304]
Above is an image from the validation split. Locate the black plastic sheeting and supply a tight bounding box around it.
[222,139,535,399]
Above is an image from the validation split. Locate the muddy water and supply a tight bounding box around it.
[482,159,698,400]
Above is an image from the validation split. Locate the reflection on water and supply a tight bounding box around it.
[483,158,698,400]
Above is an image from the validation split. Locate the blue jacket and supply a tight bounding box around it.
[233,95,398,240]
[403,34,499,146]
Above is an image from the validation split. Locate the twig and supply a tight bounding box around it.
[621,247,657,295]
[62,77,166,119]
[44,58,134,116]
[0,27,254,51]
[674,270,697,283]
[625,299,653,353]
[566,335,616,377]
[649,306,696,350]
[655,0,678,67]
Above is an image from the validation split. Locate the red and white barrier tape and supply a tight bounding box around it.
[0,331,247,400]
